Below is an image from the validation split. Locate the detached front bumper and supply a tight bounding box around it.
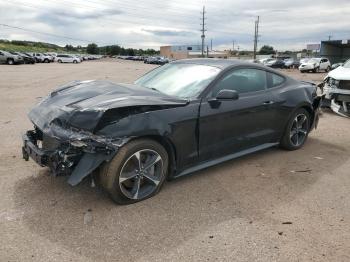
[322,84,350,117]
[22,128,121,186]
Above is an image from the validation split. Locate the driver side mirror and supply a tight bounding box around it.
[216,89,239,100]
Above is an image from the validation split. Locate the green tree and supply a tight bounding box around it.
[87,43,99,54]
[259,45,275,55]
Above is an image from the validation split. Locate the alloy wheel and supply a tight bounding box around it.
[119,149,163,200]
[290,114,308,146]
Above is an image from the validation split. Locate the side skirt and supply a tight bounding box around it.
[173,143,279,178]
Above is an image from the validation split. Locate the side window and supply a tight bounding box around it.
[269,73,285,88]
[0,52,3,55]
[210,68,267,97]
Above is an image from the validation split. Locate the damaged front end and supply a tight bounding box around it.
[22,124,129,186]
[322,77,350,118]
[22,80,188,185]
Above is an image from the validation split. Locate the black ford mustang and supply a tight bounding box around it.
[22,59,322,204]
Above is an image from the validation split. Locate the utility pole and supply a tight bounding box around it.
[207,45,209,58]
[328,35,332,41]
[200,6,207,57]
[211,39,213,51]
[253,16,260,60]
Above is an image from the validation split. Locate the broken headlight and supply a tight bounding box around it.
[328,78,339,88]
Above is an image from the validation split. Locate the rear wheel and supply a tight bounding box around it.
[98,139,169,204]
[326,66,331,72]
[58,59,62,63]
[7,59,14,65]
[280,108,310,150]
[313,67,320,73]
[73,60,77,64]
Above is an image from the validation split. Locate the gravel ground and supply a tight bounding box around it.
[0,59,349,262]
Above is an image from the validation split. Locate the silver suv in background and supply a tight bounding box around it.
[0,50,24,65]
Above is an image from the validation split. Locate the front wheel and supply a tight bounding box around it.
[280,108,310,150]
[7,59,14,65]
[98,139,169,204]
[326,66,331,72]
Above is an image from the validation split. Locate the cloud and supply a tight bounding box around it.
[141,29,193,37]
[1,0,350,50]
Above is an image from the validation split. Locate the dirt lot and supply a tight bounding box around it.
[0,59,349,262]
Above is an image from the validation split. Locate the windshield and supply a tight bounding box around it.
[343,59,350,68]
[135,63,221,98]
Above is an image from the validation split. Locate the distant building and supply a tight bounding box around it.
[160,45,229,60]
[320,40,350,63]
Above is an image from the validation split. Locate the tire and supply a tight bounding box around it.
[313,67,320,73]
[73,60,77,64]
[7,59,14,65]
[44,59,49,63]
[98,138,169,205]
[280,108,310,150]
[58,60,62,63]
[326,66,331,72]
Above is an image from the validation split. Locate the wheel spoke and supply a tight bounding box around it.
[133,151,142,170]
[298,129,307,136]
[143,173,161,186]
[119,171,138,183]
[298,115,306,128]
[143,154,162,171]
[290,128,298,139]
[131,178,141,199]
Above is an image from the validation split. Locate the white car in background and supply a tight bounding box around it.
[299,58,331,73]
[55,54,81,63]
[322,59,350,117]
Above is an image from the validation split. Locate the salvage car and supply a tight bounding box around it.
[9,51,35,64]
[22,59,322,204]
[299,58,331,73]
[0,50,24,65]
[321,59,350,117]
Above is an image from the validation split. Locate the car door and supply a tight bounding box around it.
[198,67,278,162]
[320,59,328,70]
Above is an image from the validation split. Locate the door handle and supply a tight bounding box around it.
[263,101,274,105]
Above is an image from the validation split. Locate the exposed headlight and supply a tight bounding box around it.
[328,78,339,88]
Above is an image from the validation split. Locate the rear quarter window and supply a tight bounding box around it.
[269,73,285,88]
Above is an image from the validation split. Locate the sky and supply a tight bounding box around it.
[0,0,350,51]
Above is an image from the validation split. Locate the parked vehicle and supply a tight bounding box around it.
[31,53,52,63]
[43,53,55,62]
[331,59,347,70]
[55,54,81,63]
[283,58,297,68]
[22,59,322,204]
[266,59,285,68]
[0,50,24,65]
[9,51,35,64]
[299,58,331,73]
[321,59,350,117]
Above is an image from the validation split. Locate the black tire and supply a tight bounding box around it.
[73,60,77,64]
[7,59,14,65]
[313,67,320,73]
[280,108,310,151]
[44,59,49,63]
[98,138,169,205]
[326,66,331,72]
[58,60,62,63]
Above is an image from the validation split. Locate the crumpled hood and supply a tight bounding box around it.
[28,80,188,134]
[327,66,350,80]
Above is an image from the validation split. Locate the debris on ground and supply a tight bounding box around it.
[290,169,312,173]
[314,156,324,160]
[278,232,283,236]
[282,222,293,225]
[84,209,93,225]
